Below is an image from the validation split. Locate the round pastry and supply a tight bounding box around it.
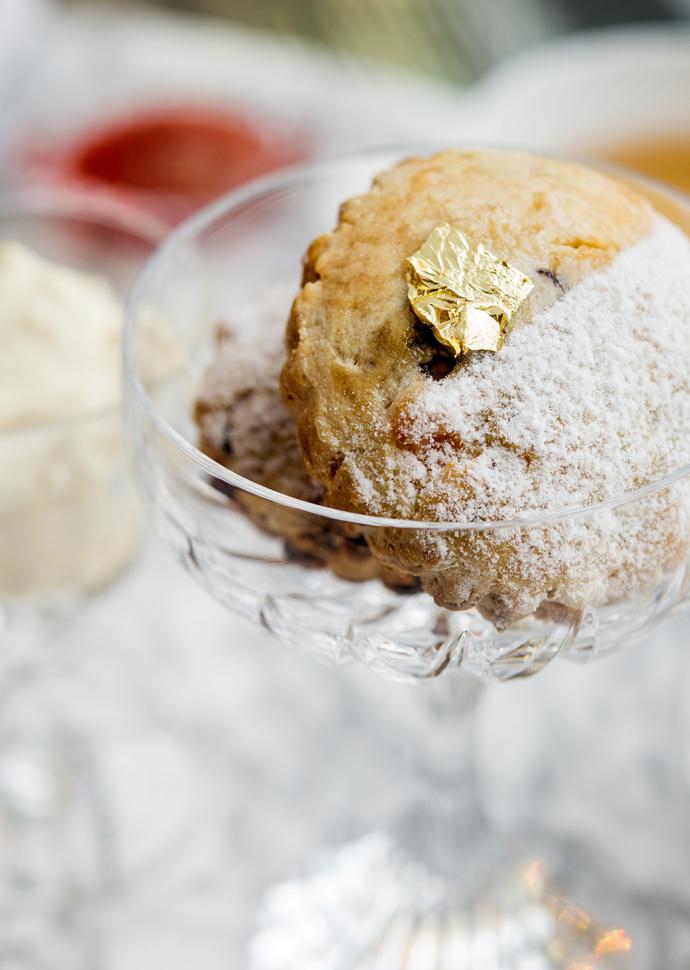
[281,149,690,626]
[195,324,418,590]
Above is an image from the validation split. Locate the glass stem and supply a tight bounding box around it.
[395,674,490,887]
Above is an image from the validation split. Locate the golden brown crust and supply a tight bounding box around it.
[282,149,652,512]
[280,148,690,625]
[195,327,418,588]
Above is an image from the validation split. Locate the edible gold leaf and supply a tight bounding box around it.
[405,223,533,357]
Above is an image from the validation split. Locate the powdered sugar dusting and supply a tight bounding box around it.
[194,283,326,502]
[194,217,690,624]
[399,216,690,523]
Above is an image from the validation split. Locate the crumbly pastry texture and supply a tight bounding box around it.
[281,149,690,625]
[195,319,418,590]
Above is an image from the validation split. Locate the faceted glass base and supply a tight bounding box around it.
[250,831,645,970]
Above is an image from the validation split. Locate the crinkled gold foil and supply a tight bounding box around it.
[405,223,534,356]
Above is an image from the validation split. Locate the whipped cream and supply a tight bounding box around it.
[0,243,126,429]
[0,243,174,600]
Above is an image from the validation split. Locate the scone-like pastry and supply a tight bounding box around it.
[195,326,418,590]
[282,149,690,625]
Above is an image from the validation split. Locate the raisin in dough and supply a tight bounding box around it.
[282,149,690,625]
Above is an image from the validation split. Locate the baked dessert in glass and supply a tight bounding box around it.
[282,150,690,628]
[125,148,690,966]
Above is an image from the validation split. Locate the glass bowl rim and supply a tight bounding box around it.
[0,188,167,437]
[123,145,690,533]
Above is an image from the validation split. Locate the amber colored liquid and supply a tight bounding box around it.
[595,136,690,194]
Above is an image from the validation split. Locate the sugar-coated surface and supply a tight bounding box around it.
[197,217,690,625]
[377,218,690,623]
[396,216,690,522]
[281,150,690,623]
[195,298,392,584]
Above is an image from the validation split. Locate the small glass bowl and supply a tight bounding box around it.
[0,192,165,644]
[124,150,690,683]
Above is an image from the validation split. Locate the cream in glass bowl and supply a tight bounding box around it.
[0,193,174,640]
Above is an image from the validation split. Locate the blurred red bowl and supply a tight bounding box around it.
[20,105,308,225]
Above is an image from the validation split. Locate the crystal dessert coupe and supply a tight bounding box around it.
[124,149,690,969]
